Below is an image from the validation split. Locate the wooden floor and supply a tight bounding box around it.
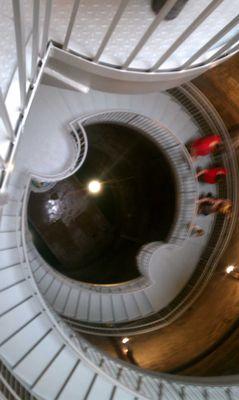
[84,53,239,377]
[193,53,239,132]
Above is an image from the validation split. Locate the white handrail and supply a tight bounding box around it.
[12,0,26,111]
[31,0,40,83]
[40,0,52,59]
[20,175,149,399]
[21,182,239,397]
[0,90,14,142]
[54,83,238,335]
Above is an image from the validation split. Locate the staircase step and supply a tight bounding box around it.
[33,346,79,400]
[0,297,40,345]
[0,216,20,232]
[0,231,19,250]
[57,362,95,400]
[0,247,23,269]
[86,375,114,400]
[0,314,52,367]
[14,330,64,387]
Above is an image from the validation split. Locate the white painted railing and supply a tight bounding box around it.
[0,1,238,397]
[73,110,198,248]
[7,172,239,399]
[32,119,88,184]
[0,0,238,190]
[50,83,238,335]
[59,0,239,72]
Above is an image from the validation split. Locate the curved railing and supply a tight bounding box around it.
[56,0,239,73]
[31,121,88,184]
[57,83,238,335]
[13,172,239,400]
[76,110,198,244]
[26,110,197,301]
[18,174,149,399]
[0,359,37,400]
[1,0,238,200]
[68,110,198,284]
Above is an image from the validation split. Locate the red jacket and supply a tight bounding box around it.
[191,135,222,156]
[201,167,227,184]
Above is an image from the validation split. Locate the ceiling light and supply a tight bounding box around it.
[88,180,102,194]
[121,337,130,344]
[226,265,235,274]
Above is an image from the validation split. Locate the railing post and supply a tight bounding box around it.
[151,0,223,71]
[122,0,178,69]
[182,15,239,69]
[12,0,27,111]
[0,90,14,142]
[205,31,239,64]
[63,0,81,50]
[0,155,5,170]
[40,0,52,58]
[31,0,40,83]
[94,0,129,62]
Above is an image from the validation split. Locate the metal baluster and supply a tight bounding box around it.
[0,154,5,170]
[225,388,233,400]
[40,0,52,58]
[63,0,81,49]
[228,41,239,55]
[159,382,163,399]
[55,360,80,400]
[52,282,63,306]
[205,31,239,64]
[31,0,40,83]
[12,0,26,111]
[110,294,116,322]
[182,15,239,69]
[151,0,223,70]
[180,386,185,399]
[94,0,129,62]
[122,0,178,69]
[83,372,98,400]
[0,90,14,142]
[62,287,72,315]
[30,345,65,389]
[74,290,82,318]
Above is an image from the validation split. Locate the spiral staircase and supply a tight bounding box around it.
[0,1,239,399]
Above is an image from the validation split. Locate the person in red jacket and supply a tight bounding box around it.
[196,167,227,184]
[190,135,222,160]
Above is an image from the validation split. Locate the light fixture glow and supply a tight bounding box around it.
[226,265,235,274]
[88,180,102,194]
[121,337,130,344]
[5,162,14,173]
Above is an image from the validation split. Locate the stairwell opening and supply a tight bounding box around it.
[28,121,177,285]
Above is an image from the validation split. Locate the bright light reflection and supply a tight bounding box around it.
[88,180,102,194]
[5,162,14,173]
[226,265,235,274]
[121,337,130,344]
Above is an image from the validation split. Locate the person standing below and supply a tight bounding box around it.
[197,195,232,216]
[189,135,222,160]
[196,167,227,184]
[187,223,205,237]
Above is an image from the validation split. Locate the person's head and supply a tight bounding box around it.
[195,228,205,237]
[218,200,232,215]
[213,142,224,154]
